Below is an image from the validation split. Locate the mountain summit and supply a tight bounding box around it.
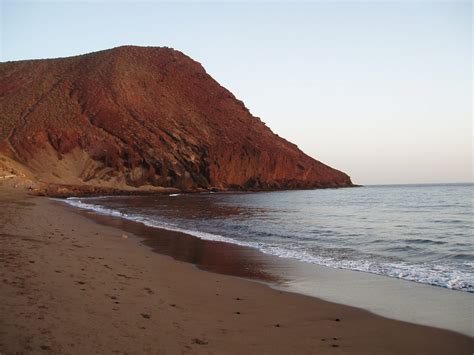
[0,46,352,193]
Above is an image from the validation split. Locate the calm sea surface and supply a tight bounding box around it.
[63,184,473,292]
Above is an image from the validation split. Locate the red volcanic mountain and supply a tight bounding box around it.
[0,46,352,193]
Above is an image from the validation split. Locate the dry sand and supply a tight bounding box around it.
[0,183,472,354]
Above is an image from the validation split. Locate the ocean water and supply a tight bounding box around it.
[62,183,474,292]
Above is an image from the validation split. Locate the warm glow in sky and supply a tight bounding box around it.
[1,0,472,184]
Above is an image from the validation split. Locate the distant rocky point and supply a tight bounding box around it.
[0,46,352,195]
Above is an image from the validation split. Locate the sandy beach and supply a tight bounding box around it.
[0,183,472,354]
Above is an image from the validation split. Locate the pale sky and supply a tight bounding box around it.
[1,0,472,184]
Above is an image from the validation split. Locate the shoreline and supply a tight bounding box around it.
[1,184,472,354]
[58,184,474,295]
[60,196,474,337]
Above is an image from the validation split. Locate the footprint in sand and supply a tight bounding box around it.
[192,338,208,345]
[143,287,154,295]
[116,273,131,279]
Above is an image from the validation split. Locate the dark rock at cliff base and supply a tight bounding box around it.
[0,46,352,192]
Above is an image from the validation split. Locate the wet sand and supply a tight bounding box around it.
[69,204,474,337]
[0,184,472,354]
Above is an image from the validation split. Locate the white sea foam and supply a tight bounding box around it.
[58,198,474,292]
[60,198,258,248]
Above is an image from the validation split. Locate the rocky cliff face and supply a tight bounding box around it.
[0,46,352,192]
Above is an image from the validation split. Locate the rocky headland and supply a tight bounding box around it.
[0,46,352,196]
